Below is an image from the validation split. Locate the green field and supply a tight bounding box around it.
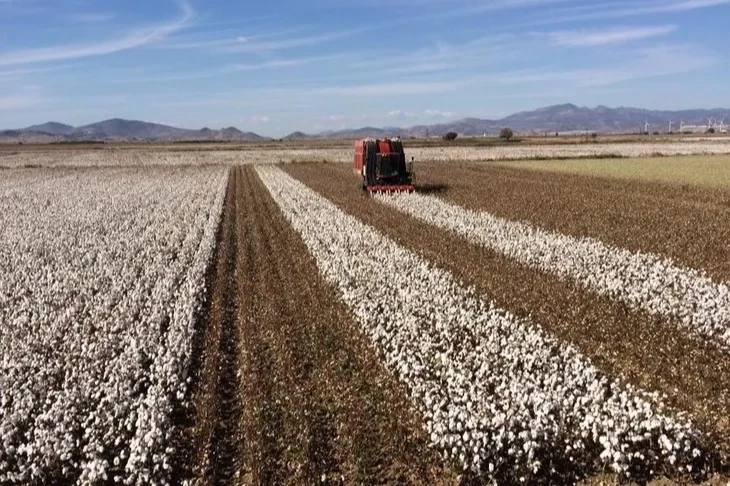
[498,155,730,188]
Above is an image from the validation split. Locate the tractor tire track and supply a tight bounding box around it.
[185,166,244,485]
[285,163,730,472]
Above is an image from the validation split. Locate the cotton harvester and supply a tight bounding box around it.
[353,138,415,194]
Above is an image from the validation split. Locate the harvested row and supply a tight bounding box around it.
[416,163,730,283]
[376,191,730,350]
[259,166,705,484]
[184,165,242,483]
[0,166,228,484]
[190,166,458,485]
[286,163,730,469]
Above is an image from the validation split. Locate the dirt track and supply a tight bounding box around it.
[185,166,458,485]
[285,163,730,468]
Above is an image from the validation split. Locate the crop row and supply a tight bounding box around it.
[3,140,730,168]
[256,166,703,482]
[377,193,730,351]
[0,166,228,484]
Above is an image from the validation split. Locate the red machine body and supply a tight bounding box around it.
[353,138,415,194]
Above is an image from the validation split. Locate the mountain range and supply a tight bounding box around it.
[2,104,728,143]
[298,104,729,139]
[0,119,266,143]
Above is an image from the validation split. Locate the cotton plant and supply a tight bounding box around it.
[377,192,730,350]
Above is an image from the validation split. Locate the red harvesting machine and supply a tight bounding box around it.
[353,138,415,194]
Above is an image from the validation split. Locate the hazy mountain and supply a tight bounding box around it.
[290,104,730,139]
[70,119,267,141]
[23,122,75,135]
[2,119,267,142]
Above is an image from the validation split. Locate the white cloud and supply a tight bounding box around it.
[251,115,271,123]
[388,110,423,119]
[545,25,676,47]
[425,109,456,118]
[0,0,194,67]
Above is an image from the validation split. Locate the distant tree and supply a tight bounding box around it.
[591,132,598,140]
[653,131,660,135]
[499,128,514,141]
[443,131,458,141]
[707,127,716,134]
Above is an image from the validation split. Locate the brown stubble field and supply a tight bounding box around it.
[183,166,459,485]
[285,163,730,470]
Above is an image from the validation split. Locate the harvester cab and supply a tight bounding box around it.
[353,137,415,194]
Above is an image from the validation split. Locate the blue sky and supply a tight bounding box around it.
[1,0,729,136]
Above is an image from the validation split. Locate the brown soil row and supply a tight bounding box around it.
[414,162,730,283]
[186,166,459,485]
[285,164,730,473]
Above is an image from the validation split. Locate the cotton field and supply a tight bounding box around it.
[256,166,703,479]
[0,166,226,484]
[3,139,730,169]
[1,150,729,485]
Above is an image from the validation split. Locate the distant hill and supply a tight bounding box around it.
[4,105,730,143]
[1,119,268,143]
[286,104,730,139]
[23,122,75,135]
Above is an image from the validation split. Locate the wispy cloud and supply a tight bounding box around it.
[494,43,717,86]
[315,80,460,96]
[232,53,347,70]
[103,53,348,85]
[0,0,194,67]
[514,0,730,27]
[64,12,116,23]
[662,0,730,11]
[154,27,306,50]
[0,65,72,83]
[544,25,676,47]
[218,29,363,53]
